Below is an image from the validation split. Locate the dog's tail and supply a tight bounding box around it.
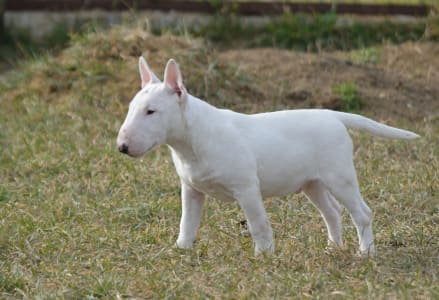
[333,111,419,139]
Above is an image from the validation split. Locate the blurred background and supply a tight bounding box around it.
[1,0,438,117]
[1,0,438,67]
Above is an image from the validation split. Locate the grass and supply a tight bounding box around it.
[188,12,435,51]
[333,82,363,112]
[0,21,73,64]
[0,23,438,299]
[351,47,381,64]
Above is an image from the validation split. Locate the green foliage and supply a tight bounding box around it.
[193,14,249,45]
[0,27,36,62]
[190,12,429,51]
[265,12,338,51]
[333,82,362,112]
[0,273,26,294]
[44,22,72,49]
[207,0,225,10]
[351,47,381,64]
[0,20,85,65]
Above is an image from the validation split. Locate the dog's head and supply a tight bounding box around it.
[117,58,187,157]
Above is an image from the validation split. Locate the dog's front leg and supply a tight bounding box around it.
[235,186,274,255]
[175,183,205,249]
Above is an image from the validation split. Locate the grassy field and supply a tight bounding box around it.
[0,23,438,299]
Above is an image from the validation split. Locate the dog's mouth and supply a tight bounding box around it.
[126,142,158,158]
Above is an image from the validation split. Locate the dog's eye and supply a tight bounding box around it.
[146,109,155,115]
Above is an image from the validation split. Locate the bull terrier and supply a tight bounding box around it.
[117,57,419,256]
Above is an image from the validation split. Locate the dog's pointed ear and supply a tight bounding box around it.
[138,56,160,88]
[164,58,186,99]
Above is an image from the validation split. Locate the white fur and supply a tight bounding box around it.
[117,58,419,256]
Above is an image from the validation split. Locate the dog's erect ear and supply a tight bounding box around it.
[164,58,186,99]
[138,56,160,88]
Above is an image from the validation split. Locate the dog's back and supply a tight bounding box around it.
[219,109,353,197]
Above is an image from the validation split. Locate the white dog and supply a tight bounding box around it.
[117,57,419,256]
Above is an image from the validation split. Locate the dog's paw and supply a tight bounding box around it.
[254,240,275,256]
[358,244,376,258]
[175,239,193,250]
[325,240,343,252]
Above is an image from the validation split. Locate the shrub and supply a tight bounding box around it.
[333,82,362,112]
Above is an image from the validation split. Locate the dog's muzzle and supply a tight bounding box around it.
[118,143,129,154]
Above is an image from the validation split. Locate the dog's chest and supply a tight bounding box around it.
[171,154,235,201]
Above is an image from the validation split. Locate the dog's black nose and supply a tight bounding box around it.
[119,143,129,154]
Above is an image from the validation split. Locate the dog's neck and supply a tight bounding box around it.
[166,94,219,162]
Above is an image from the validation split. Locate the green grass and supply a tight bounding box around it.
[333,82,363,112]
[188,12,434,51]
[351,47,381,64]
[0,21,72,63]
[0,24,438,299]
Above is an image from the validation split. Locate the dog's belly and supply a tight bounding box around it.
[188,178,235,202]
[255,151,313,198]
[259,176,305,198]
[179,159,309,201]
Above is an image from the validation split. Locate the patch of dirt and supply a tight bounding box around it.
[218,42,439,121]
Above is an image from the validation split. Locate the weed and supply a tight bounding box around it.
[44,21,72,49]
[333,82,362,112]
[351,47,381,64]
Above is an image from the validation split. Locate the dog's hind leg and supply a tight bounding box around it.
[303,180,343,248]
[323,165,376,257]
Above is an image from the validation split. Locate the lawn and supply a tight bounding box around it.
[0,22,438,299]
